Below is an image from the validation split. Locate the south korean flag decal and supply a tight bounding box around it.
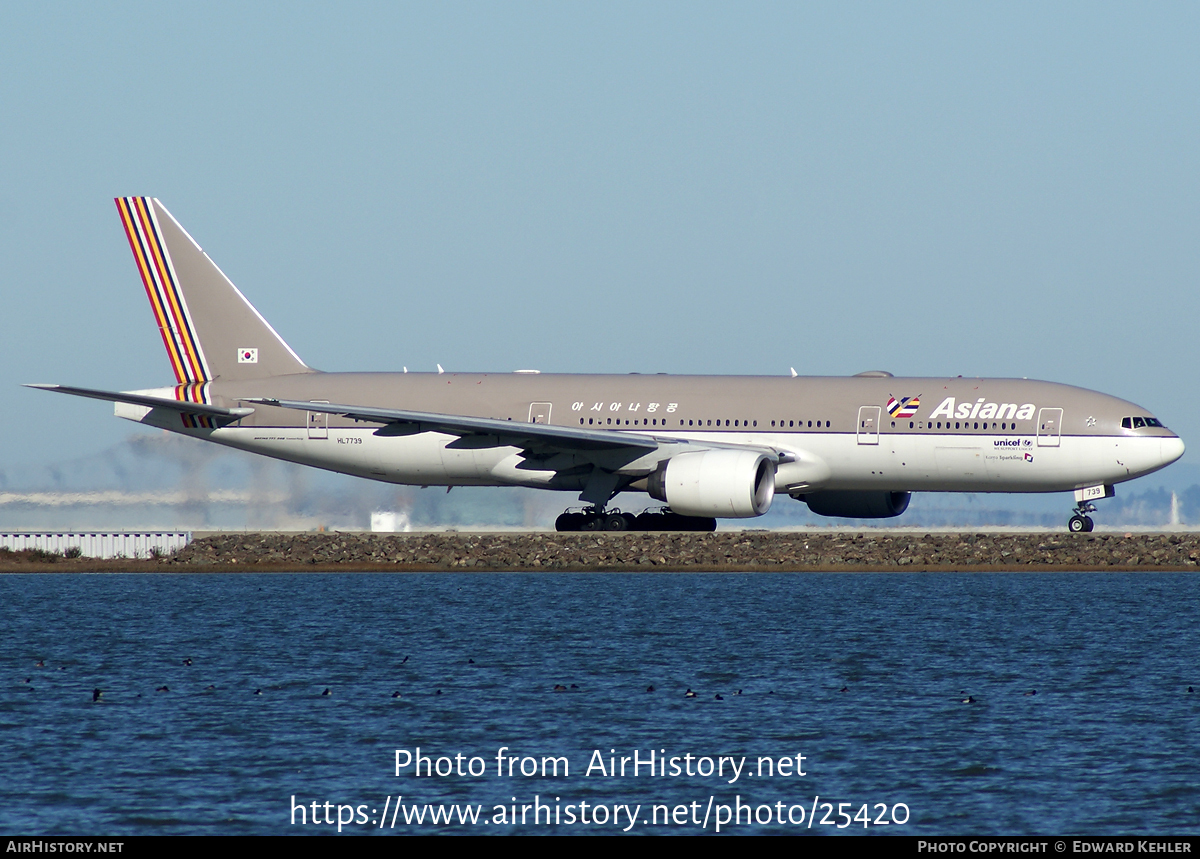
[237,348,258,364]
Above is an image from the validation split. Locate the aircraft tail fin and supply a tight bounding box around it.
[115,197,314,383]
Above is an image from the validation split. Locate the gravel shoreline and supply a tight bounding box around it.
[2,531,1198,572]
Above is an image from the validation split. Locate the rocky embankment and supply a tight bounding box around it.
[5,531,1197,571]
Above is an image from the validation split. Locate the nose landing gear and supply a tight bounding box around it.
[1068,504,1096,533]
[1067,485,1114,532]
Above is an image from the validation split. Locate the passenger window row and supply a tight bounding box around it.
[682,419,761,427]
[577,418,834,429]
[579,417,668,426]
[576,417,772,428]
[892,420,1022,432]
[770,420,831,428]
[569,415,1080,433]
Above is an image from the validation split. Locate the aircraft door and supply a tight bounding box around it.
[528,402,552,424]
[307,401,329,439]
[857,406,881,445]
[1037,408,1063,447]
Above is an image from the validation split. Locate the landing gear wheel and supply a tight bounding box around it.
[604,514,629,531]
[555,512,584,532]
[1068,515,1094,533]
[630,508,718,532]
[581,514,605,532]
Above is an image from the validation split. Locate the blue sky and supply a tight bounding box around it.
[2,2,1197,484]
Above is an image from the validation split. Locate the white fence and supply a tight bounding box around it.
[0,532,192,559]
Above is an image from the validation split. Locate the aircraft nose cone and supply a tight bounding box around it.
[1161,436,1185,467]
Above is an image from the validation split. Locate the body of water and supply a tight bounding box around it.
[0,572,1196,834]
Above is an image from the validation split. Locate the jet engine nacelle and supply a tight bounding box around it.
[800,490,911,519]
[647,449,775,518]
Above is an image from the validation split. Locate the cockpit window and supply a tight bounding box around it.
[1123,416,1164,429]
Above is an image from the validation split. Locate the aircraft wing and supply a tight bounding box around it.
[253,398,797,508]
[250,397,794,464]
[26,384,255,419]
[248,398,669,452]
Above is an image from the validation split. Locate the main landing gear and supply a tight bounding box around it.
[554,506,717,532]
[1068,503,1097,533]
[555,507,633,532]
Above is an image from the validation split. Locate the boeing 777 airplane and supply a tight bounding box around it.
[30,198,1185,532]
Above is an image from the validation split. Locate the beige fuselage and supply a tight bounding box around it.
[119,371,1183,499]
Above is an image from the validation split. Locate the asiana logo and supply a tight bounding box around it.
[929,397,1036,421]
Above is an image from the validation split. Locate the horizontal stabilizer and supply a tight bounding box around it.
[26,384,254,419]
